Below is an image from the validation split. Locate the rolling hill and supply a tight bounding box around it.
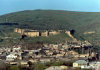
[0,10,100,47]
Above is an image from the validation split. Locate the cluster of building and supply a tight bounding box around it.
[14,28,60,37]
[0,40,98,66]
[73,60,100,70]
[45,60,100,70]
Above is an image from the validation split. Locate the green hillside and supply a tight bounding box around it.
[0,10,100,47]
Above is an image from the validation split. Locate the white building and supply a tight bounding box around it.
[13,45,21,52]
[6,54,17,61]
[89,62,100,70]
[73,60,88,67]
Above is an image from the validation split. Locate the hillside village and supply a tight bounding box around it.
[0,10,100,70]
[0,28,99,70]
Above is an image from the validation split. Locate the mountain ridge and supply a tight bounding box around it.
[0,10,100,47]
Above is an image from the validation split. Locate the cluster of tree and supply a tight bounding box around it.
[0,23,19,26]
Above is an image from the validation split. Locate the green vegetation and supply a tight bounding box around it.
[0,10,100,49]
[24,33,72,44]
[9,65,19,70]
[7,61,73,70]
[0,32,21,47]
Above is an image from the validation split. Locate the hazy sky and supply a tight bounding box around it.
[0,0,100,15]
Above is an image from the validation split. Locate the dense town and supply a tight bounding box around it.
[0,28,99,70]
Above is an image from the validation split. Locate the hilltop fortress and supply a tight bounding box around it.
[14,28,61,37]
